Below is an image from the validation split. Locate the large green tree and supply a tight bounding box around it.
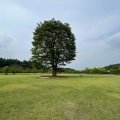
[31,19,76,76]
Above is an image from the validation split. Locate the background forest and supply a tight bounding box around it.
[0,57,120,74]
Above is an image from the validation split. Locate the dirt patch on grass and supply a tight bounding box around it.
[40,75,67,78]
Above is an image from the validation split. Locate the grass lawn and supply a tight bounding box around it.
[0,74,120,120]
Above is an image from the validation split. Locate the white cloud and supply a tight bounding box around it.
[105,32,120,49]
[71,31,120,70]
[0,32,17,58]
[0,32,32,60]
[0,32,16,47]
[79,13,120,42]
[0,0,120,69]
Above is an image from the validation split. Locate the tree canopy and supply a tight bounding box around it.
[31,19,76,76]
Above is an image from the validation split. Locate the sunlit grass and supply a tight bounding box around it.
[0,74,120,120]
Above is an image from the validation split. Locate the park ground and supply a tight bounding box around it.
[0,74,120,120]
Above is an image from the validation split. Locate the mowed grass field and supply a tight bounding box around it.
[0,74,120,120]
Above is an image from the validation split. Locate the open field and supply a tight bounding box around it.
[0,74,120,120]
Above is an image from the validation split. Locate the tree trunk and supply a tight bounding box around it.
[52,66,57,77]
[5,72,8,75]
[13,72,15,75]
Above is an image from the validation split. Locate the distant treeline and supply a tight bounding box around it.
[0,58,80,74]
[80,63,120,74]
[0,57,120,74]
[0,58,32,68]
[104,63,120,71]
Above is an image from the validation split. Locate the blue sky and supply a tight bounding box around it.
[0,0,120,70]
